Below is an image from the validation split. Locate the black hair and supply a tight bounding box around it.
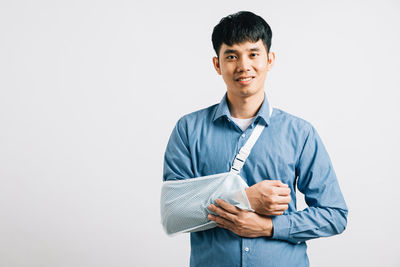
[212,11,272,57]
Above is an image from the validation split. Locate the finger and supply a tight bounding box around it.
[208,204,236,222]
[274,204,289,211]
[261,204,288,215]
[215,199,240,215]
[269,180,288,187]
[217,222,233,232]
[275,187,291,196]
[268,211,285,216]
[216,223,227,229]
[276,195,291,204]
[209,214,235,230]
[278,182,289,187]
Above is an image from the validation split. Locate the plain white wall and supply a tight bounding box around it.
[1,0,399,266]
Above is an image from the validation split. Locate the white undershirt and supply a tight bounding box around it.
[229,92,273,132]
[231,116,256,131]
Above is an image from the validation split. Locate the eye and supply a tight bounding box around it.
[250,53,259,57]
[226,55,237,60]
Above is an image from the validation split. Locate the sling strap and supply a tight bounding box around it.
[230,119,267,173]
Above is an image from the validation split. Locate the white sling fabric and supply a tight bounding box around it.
[161,171,251,235]
[161,117,269,236]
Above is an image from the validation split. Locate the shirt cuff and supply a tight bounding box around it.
[271,215,291,241]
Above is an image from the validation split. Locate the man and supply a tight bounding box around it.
[162,11,348,267]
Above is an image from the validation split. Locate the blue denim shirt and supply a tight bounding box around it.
[163,93,348,267]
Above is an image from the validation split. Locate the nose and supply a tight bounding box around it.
[236,57,251,72]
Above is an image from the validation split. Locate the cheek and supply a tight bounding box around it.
[221,70,234,81]
[255,62,269,75]
[253,57,269,69]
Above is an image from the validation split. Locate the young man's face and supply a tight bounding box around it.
[213,39,275,99]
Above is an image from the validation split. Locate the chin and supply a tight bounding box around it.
[237,88,260,97]
[228,85,263,98]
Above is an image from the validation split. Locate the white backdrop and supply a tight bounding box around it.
[1,1,399,266]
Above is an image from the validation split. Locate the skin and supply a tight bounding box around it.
[208,40,291,237]
[212,39,274,118]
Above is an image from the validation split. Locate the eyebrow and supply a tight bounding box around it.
[223,47,261,55]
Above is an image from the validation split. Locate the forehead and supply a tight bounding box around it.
[219,39,267,55]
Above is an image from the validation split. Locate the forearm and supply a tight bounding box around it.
[270,125,349,244]
[271,206,348,244]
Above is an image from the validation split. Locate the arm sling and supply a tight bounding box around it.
[161,119,267,235]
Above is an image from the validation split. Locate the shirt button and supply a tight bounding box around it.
[241,133,246,138]
[244,247,249,252]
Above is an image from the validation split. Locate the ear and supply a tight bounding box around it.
[212,56,222,75]
[266,51,276,71]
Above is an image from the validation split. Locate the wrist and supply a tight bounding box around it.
[263,216,273,237]
[245,188,255,209]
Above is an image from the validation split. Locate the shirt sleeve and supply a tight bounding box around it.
[163,117,194,181]
[271,126,348,244]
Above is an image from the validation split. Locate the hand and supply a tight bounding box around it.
[245,180,291,216]
[208,199,273,238]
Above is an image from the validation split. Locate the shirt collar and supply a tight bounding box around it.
[212,92,272,125]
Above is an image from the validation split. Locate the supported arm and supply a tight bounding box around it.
[270,126,348,244]
[161,118,252,235]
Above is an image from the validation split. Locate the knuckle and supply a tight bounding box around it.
[263,192,273,201]
[264,185,273,193]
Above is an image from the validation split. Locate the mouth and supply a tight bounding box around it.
[235,76,255,85]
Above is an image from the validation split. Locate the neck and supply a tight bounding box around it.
[227,90,265,119]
